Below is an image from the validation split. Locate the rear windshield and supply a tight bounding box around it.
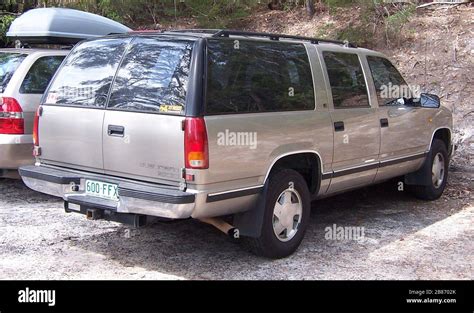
[45,38,130,107]
[20,56,65,94]
[0,52,27,93]
[108,38,193,115]
[45,37,193,115]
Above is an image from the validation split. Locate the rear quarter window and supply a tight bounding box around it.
[107,38,193,115]
[205,39,315,114]
[20,56,65,94]
[0,53,27,93]
[45,38,130,107]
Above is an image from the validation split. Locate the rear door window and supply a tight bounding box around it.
[45,38,129,107]
[108,38,193,115]
[0,52,27,93]
[20,56,65,94]
[322,51,369,109]
[206,39,315,114]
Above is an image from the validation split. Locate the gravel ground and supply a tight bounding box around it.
[0,171,472,280]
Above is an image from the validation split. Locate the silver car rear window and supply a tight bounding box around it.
[0,52,27,93]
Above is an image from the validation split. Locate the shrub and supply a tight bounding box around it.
[334,0,416,48]
[0,15,16,48]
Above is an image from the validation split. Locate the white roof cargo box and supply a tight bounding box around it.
[7,8,132,44]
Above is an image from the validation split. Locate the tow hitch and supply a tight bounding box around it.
[86,208,102,220]
[64,201,147,228]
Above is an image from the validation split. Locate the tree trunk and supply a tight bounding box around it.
[18,0,26,13]
[306,0,315,17]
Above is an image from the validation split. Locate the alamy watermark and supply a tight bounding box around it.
[380,83,421,99]
[18,287,55,307]
[217,129,258,149]
[46,87,95,104]
[325,224,365,241]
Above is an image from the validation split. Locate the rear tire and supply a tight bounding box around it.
[410,139,448,200]
[246,169,311,259]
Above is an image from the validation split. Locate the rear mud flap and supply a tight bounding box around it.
[233,181,269,238]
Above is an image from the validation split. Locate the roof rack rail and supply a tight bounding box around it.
[168,29,222,34]
[129,29,164,34]
[212,30,357,48]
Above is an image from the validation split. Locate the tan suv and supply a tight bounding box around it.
[19,30,453,258]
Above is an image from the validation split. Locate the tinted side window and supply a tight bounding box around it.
[0,53,26,93]
[45,38,129,107]
[20,56,65,94]
[367,56,409,106]
[108,38,193,114]
[323,51,369,108]
[206,39,314,114]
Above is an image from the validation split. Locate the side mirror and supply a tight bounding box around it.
[420,93,440,108]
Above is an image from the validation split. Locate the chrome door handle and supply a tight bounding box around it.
[107,125,125,137]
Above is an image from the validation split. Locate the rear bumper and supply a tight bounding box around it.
[0,134,34,170]
[19,165,196,219]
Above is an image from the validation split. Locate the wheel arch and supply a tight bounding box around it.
[406,127,451,186]
[263,151,324,196]
[234,151,325,239]
[429,127,452,154]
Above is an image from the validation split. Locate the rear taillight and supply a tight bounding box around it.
[33,106,40,146]
[0,97,24,134]
[184,117,209,169]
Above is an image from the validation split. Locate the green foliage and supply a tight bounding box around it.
[1,0,415,47]
[333,0,415,47]
[273,0,356,12]
[384,4,416,45]
[336,24,373,47]
[0,15,16,48]
[20,0,259,29]
[184,0,259,29]
[314,22,334,39]
[323,0,356,9]
[0,0,18,9]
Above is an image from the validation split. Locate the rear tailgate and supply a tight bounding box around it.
[103,112,185,184]
[39,105,106,172]
[38,38,130,173]
[102,37,194,184]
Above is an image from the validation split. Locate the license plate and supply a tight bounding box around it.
[85,180,119,201]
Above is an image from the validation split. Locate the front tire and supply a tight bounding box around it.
[411,139,449,200]
[246,169,311,258]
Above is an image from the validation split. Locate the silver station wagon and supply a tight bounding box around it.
[0,48,67,178]
[19,30,453,258]
[1,7,131,178]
